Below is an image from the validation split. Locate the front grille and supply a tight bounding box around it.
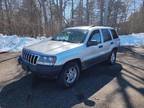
[22,49,39,65]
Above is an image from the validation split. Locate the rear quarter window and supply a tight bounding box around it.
[101,29,112,42]
[111,29,118,39]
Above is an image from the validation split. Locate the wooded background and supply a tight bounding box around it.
[0,0,144,37]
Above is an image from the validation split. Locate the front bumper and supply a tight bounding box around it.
[18,56,63,77]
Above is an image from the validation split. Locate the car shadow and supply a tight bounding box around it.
[0,63,122,108]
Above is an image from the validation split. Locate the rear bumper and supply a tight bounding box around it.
[18,56,63,78]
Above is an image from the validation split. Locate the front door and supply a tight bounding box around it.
[82,29,104,68]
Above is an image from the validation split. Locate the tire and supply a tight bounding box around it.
[108,50,117,65]
[58,62,80,88]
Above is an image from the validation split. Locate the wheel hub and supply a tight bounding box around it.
[111,52,115,63]
[66,67,77,84]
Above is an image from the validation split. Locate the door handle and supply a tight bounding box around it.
[110,42,114,45]
[99,45,103,48]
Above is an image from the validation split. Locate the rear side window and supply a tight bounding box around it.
[111,29,118,39]
[101,29,112,42]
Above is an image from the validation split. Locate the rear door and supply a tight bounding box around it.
[100,29,113,58]
[110,29,120,47]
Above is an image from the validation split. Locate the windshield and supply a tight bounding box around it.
[52,29,88,43]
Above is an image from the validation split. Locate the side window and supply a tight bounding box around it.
[111,29,118,39]
[101,29,112,42]
[89,30,101,44]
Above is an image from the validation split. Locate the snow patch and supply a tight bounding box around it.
[0,33,144,52]
[0,34,46,52]
[119,33,144,46]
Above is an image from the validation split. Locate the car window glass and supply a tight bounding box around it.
[101,29,112,42]
[52,29,88,43]
[90,30,101,44]
[111,29,118,39]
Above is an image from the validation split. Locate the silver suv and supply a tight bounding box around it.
[19,26,120,87]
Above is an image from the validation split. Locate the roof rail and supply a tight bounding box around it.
[87,25,97,29]
[89,25,98,28]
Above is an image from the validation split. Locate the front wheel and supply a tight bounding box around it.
[58,62,80,88]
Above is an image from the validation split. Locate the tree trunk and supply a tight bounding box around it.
[40,0,48,35]
[100,0,104,25]
[86,0,89,25]
[104,0,110,25]
[59,0,63,31]
[71,0,74,25]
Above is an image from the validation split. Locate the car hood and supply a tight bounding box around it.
[25,40,83,55]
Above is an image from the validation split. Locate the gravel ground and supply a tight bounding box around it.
[0,47,144,108]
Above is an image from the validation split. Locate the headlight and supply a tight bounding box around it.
[37,56,56,65]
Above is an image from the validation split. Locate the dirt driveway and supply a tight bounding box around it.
[0,47,144,108]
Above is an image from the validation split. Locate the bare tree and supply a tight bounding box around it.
[0,0,143,36]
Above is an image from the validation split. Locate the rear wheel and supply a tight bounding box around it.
[58,62,80,88]
[108,50,117,65]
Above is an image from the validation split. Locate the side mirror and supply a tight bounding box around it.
[87,40,98,47]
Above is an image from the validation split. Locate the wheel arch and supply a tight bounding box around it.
[63,58,82,71]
